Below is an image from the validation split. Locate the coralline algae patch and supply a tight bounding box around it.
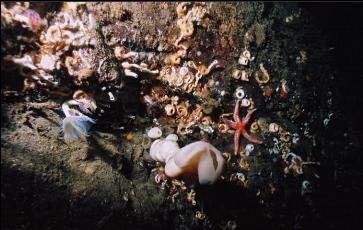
[1,2,328,229]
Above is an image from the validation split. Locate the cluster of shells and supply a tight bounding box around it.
[2,2,97,92]
[158,59,224,94]
[159,3,220,90]
[164,96,214,136]
[150,3,225,137]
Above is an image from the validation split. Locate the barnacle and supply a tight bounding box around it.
[263,85,274,97]
[37,54,59,71]
[250,121,259,133]
[121,61,159,76]
[235,87,245,99]
[165,104,176,116]
[166,53,181,65]
[114,46,138,60]
[195,211,205,220]
[239,155,250,170]
[241,70,249,81]
[269,123,279,133]
[177,121,188,135]
[176,103,188,117]
[284,152,303,175]
[255,63,270,84]
[147,127,163,139]
[44,25,62,44]
[245,144,254,156]
[141,136,152,149]
[170,95,180,105]
[201,116,212,126]
[177,17,194,38]
[222,152,232,163]
[232,69,241,79]
[217,123,229,133]
[239,50,255,66]
[189,105,203,121]
[241,98,251,107]
[65,49,94,84]
[279,79,289,98]
[176,2,190,18]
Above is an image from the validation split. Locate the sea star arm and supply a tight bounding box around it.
[242,108,257,124]
[233,100,241,122]
[242,129,263,144]
[223,118,237,129]
[234,129,241,155]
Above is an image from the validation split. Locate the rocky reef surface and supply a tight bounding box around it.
[1,2,362,230]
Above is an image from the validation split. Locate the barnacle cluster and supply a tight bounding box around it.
[138,3,225,137]
[1,2,43,32]
[158,59,224,94]
[2,2,97,92]
[114,45,159,78]
[158,2,223,95]
[174,2,208,48]
[152,95,215,136]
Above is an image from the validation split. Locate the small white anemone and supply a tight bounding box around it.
[62,115,95,142]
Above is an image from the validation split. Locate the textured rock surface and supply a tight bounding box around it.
[1,2,362,230]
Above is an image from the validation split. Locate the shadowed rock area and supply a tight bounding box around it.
[1,2,362,230]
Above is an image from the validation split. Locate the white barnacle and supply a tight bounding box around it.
[241,70,249,81]
[238,55,248,65]
[235,87,245,99]
[37,54,58,72]
[108,91,115,101]
[301,180,312,196]
[147,127,163,139]
[245,144,254,156]
[241,98,251,107]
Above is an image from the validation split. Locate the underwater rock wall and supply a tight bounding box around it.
[1,2,361,230]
